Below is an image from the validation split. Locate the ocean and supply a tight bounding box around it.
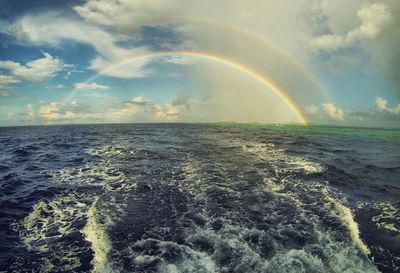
[0,123,399,273]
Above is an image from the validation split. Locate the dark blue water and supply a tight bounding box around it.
[0,124,399,273]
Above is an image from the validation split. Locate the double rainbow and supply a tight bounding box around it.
[78,51,308,124]
[63,20,330,125]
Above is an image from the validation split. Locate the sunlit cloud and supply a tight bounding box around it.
[321,103,344,121]
[74,82,111,90]
[375,96,400,115]
[38,101,62,120]
[310,3,392,51]
[155,104,180,120]
[0,52,63,82]
[306,102,344,122]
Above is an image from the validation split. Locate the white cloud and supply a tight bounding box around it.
[311,3,392,51]
[305,104,319,114]
[108,95,181,122]
[0,74,20,86]
[321,103,344,121]
[38,101,62,120]
[0,74,20,98]
[107,96,153,121]
[375,96,400,115]
[37,101,100,122]
[126,96,151,106]
[155,104,180,120]
[74,82,110,90]
[73,0,175,33]
[11,12,151,79]
[306,102,344,121]
[0,52,63,82]
[375,96,387,112]
[108,103,142,121]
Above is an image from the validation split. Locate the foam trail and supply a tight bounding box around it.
[82,197,114,273]
[323,190,370,255]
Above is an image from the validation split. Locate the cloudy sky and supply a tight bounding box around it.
[0,0,399,127]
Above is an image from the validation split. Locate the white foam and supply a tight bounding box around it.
[240,141,324,174]
[20,193,88,252]
[21,144,137,272]
[158,241,217,273]
[82,198,114,273]
[49,162,126,187]
[359,202,400,234]
[190,135,377,272]
[86,145,124,158]
[323,189,370,255]
[18,193,91,271]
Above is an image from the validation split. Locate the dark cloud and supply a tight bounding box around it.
[349,109,400,123]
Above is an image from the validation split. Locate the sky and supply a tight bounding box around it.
[0,0,399,127]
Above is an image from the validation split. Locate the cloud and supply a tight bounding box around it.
[348,97,400,126]
[108,95,155,121]
[155,104,180,120]
[305,104,319,114]
[375,96,400,115]
[70,0,328,101]
[308,0,400,93]
[306,102,344,121]
[109,95,182,122]
[125,96,151,106]
[321,103,344,121]
[0,52,63,82]
[37,101,99,122]
[375,96,387,112]
[108,101,144,121]
[0,74,20,98]
[0,74,20,86]
[38,101,62,120]
[3,0,330,109]
[73,0,175,33]
[10,12,151,78]
[74,82,110,90]
[311,3,392,51]
[172,91,190,109]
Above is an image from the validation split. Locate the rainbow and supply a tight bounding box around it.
[66,51,308,124]
[182,16,329,99]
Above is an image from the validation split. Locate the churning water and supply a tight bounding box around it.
[0,124,399,272]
